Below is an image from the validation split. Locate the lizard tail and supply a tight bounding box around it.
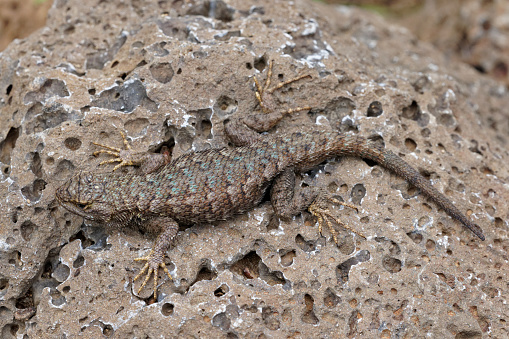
[332,133,485,240]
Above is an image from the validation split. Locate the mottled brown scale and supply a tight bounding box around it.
[56,60,484,298]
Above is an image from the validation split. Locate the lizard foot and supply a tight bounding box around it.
[92,130,145,171]
[133,250,173,296]
[254,59,312,115]
[308,196,365,244]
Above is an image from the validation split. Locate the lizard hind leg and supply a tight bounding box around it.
[308,195,365,244]
[271,169,364,244]
[254,59,312,116]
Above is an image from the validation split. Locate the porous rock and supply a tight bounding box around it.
[0,0,508,337]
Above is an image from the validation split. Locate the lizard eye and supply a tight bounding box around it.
[77,203,88,209]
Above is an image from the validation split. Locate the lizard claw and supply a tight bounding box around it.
[254,59,312,115]
[92,130,145,171]
[133,250,173,297]
[308,195,365,244]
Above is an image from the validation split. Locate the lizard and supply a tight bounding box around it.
[56,60,485,297]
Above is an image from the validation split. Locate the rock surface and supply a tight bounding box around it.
[0,0,508,337]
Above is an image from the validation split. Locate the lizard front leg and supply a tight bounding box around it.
[93,130,171,174]
[225,59,312,146]
[133,217,179,297]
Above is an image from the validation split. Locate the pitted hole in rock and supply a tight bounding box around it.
[23,79,70,104]
[323,287,341,308]
[192,109,213,139]
[55,160,74,179]
[295,234,317,253]
[308,96,356,131]
[161,303,174,316]
[214,95,238,119]
[259,262,286,286]
[147,42,169,57]
[20,220,35,241]
[437,113,456,127]
[69,230,96,249]
[382,256,402,273]
[85,34,127,70]
[190,263,217,288]
[186,0,235,22]
[405,138,417,152]
[0,279,8,295]
[374,237,401,256]
[90,80,158,113]
[153,136,175,161]
[253,55,267,72]
[347,309,362,336]
[15,287,34,313]
[367,133,385,150]
[435,272,456,289]
[124,118,150,137]
[278,249,296,267]
[0,127,19,174]
[425,239,436,251]
[102,324,114,337]
[262,306,281,330]
[73,254,85,268]
[11,206,23,224]
[493,60,508,79]
[157,18,194,41]
[366,101,383,117]
[29,149,43,177]
[393,180,420,200]
[214,284,229,297]
[150,62,174,84]
[50,289,66,307]
[230,251,260,279]
[6,84,12,95]
[469,139,483,155]
[350,184,366,205]
[21,179,46,203]
[166,125,194,153]
[266,214,279,232]
[0,306,12,321]
[336,250,370,283]
[401,100,429,127]
[481,166,494,175]
[64,137,82,151]
[303,163,326,180]
[413,75,432,93]
[421,128,431,138]
[26,102,80,134]
[2,323,19,337]
[301,294,319,325]
[335,235,356,256]
[494,217,505,229]
[406,231,423,244]
[212,312,231,331]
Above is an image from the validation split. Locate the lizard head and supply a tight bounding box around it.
[56,171,113,223]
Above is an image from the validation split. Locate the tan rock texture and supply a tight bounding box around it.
[0,0,508,338]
